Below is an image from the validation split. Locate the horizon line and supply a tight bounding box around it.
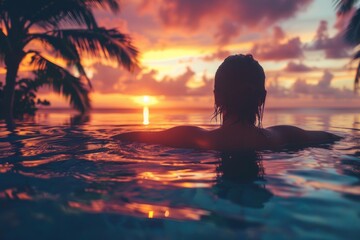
[37,106,360,112]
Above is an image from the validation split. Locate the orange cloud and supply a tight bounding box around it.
[283,62,314,72]
[251,26,304,61]
[110,0,314,49]
[89,63,213,96]
[267,70,358,99]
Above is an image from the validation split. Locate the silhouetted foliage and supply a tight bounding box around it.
[335,0,360,92]
[0,78,50,118]
[0,0,138,120]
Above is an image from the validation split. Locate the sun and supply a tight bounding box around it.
[143,95,150,104]
[133,95,158,106]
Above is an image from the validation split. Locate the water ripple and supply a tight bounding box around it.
[1,111,360,239]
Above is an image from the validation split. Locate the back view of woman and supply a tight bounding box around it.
[114,54,339,150]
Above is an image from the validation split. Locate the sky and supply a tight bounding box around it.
[4,0,360,109]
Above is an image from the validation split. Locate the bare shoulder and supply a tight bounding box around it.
[164,125,206,134]
[113,125,209,148]
[265,125,341,146]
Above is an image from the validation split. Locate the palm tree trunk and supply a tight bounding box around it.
[3,60,20,125]
[356,61,360,93]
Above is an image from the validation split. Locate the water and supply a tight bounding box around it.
[0,108,359,240]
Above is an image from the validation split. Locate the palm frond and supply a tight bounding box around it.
[0,0,7,28]
[334,0,358,14]
[0,28,8,63]
[26,33,93,88]
[345,8,360,44]
[16,78,46,91]
[74,61,92,88]
[26,33,80,63]
[354,61,360,92]
[85,0,120,12]
[353,50,360,59]
[30,53,91,112]
[26,0,98,30]
[21,0,119,30]
[1,0,120,29]
[52,28,138,70]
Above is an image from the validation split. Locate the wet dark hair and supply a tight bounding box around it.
[213,54,266,127]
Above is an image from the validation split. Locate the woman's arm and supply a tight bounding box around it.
[304,130,341,144]
[267,125,341,146]
[113,126,210,149]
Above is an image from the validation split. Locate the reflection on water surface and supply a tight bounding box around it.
[0,108,359,239]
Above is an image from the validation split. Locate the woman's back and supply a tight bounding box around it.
[114,124,340,151]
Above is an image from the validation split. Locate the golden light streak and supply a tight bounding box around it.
[67,200,209,221]
[143,106,149,125]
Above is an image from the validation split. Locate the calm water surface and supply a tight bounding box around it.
[0,108,359,240]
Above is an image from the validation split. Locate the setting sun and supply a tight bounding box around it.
[143,95,150,104]
[133,95,159,106]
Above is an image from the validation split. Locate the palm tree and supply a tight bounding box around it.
[0,0,138,121]
[335,0,360,92]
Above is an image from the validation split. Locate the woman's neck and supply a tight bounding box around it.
[222,114,254,127]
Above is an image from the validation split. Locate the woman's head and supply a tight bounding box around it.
[214,54,266,127]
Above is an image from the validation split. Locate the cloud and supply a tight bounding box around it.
[291,71,341,97]
[268,70,356,98]
[202,49,231,61]
[292,78,312,95]
[309,19,350,59]
[156,0,313,29]
[283,61,314,72]
[124,67,193,96]
[214,21,241,45]
[89,63,132,94]
[251,26,304,61]
[136,0,313,45]
[309,70,352,97]
[89,63,213,96]
[266,77,290,98]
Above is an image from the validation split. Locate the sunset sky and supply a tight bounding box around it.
[3,0,360,109]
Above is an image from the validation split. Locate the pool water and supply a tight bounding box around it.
[0,108,359,240]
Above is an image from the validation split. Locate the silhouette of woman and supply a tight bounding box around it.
[114,54,340,150]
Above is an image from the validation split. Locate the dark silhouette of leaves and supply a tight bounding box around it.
[0,0,138,119]
[334,0,360,92]
[31,53,91,113]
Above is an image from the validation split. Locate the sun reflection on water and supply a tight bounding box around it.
[140,95,155,125]
[143,106,149,125]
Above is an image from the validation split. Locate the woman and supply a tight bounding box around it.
[114,54,339,150]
